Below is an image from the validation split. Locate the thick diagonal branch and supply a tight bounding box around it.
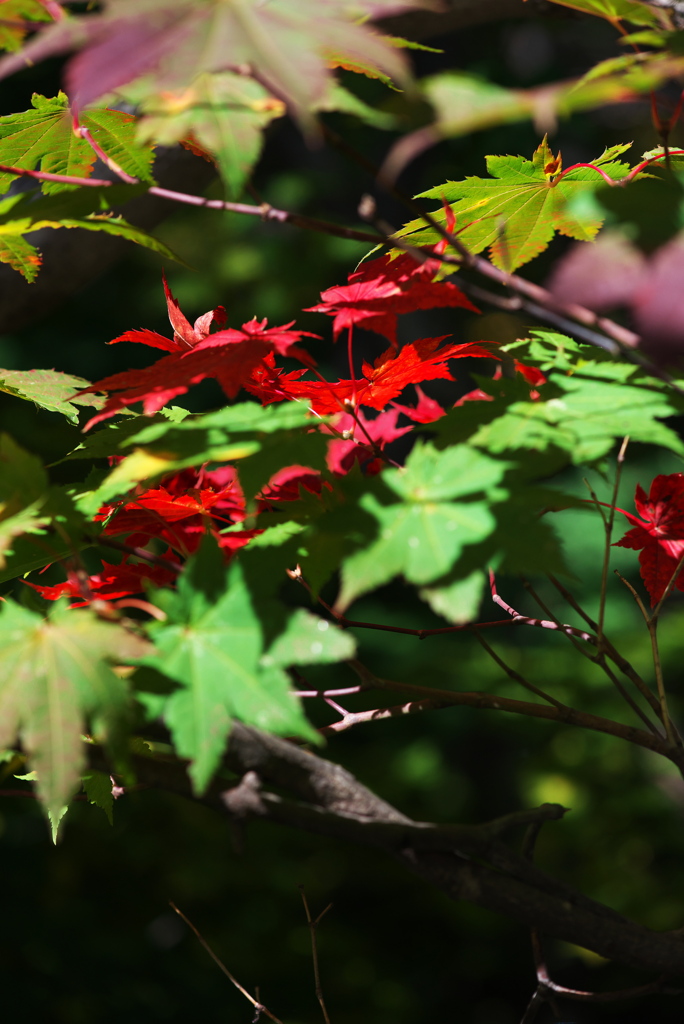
[90,723,684,978]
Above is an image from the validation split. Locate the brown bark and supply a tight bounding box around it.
[90,722,684,979]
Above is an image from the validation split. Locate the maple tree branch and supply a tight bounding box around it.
[290,570,669,740]
[147,186,382,244]
[76,117,652,370]
[318,695,457,735]
[547,573,665,722]
[354,187,646,363]
[519,575,663,737]
[650,547,684,621]
[647,618,679,747]
[495,571,668,728]
[87,723,684,977]
[344,659,684,771]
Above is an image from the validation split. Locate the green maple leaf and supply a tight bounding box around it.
[0,600,149,824]
[263,609,356,667]
[81,770,115,825]
[0,432,50,568]
[133,71,285,198]
[337,443,507,611]
[0,368,104,424]
[399,137,635,271]
[0,186,184,281]
[0,92,155,196]
[436,355,684,465]
[0,0,434,127]
[546,0,660,25]
[142,538,319,795]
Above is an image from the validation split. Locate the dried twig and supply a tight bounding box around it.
[169,902,284,1024]
[299,887,333,1024]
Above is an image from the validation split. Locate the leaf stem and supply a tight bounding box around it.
[0,162,113,187]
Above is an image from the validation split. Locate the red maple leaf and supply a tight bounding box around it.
[325,408,413,475]
[79,317,319,429]
[249,337,493,416]
[97,467,246,556]
[455,359,547,405]
[391,385,447,424]
[306,249,479,345]
[108,272,227,354]
[614,474,684,606]
[258,465,324,510]
[25,558,177,606]
[243,352,310,406]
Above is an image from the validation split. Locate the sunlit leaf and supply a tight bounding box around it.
[0,367,103,424]
[337,443,506,610]
[0,600,149,822]
[398,137,636,271]
[0,92,154,196]
[142,540,318,794]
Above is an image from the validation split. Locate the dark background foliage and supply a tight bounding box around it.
[1,8,683,1023]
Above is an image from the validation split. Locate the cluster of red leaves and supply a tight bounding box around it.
[614,474,684,607]
[306,246,479,346]
[45,244,546,607]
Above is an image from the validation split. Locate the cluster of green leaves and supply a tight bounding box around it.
[1,0,684,847]
[0,0,681,279]
[1,322,683,831]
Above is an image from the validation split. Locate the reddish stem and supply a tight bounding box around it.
[0,162,112,187]
[74,124,140,185]
[552,163,618,187]
[489,570,596,644]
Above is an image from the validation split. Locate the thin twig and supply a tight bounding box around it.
[522,578,592,659]
[490,570,596,644]
[0,161,112,187]
[169,902,284,1024]
[290,565,596,642]
[599,437,630,642]
[345,660,684,770]
[651,548,684,621]
[615,571,681,746]
[149,186,382,244]
[548,574,663,718]
[474,631,567,709]
[319,696,456,735]
[296,686,366,699]
[647,618,678,746]
[299,887,333,1024]
[519,988,544,1024]
[534,920,680,1004]
[522,575,663,736]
